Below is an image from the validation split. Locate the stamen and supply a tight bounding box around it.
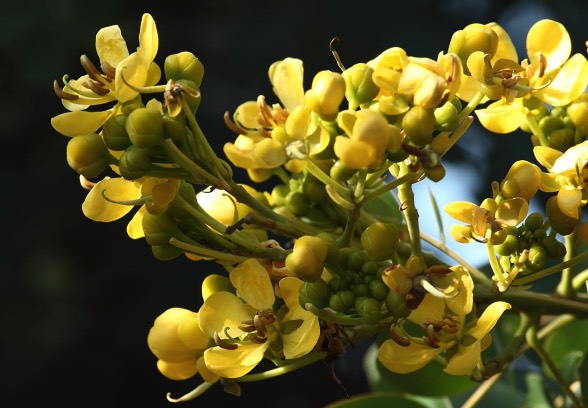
[53,80,79,100]
[501,75,521,88]
[253,314,267,336]
[100,62,116,80]
[247,333,268,344]
[424,324,441,348]
[257,95,274,128]
[80,55,107,84]
[329,37,346,72]
[538,52,547,78]
[83,79,110,96]
[389,324,411,347]
[237,324,257,332]
[79,175,96,190]
[223,111,247,135]
[214,331,238,350]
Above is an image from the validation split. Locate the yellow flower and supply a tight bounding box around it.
[475,20,588,134]
[197,259,319,378]
[147,307,218,382]
[445,197,528,244]
[378,266,511,375]
[51,13,161,138]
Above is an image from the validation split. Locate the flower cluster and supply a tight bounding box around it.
[51,14,588,406]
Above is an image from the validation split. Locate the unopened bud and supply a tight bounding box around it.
[66,133,110,178]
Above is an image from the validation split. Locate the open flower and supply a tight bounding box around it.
[378,265,511,375]
[197,258,320,378]
[51,13,161,138]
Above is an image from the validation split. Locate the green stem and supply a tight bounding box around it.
[572,268,588,292]
[512,247,588,286]
[243,212,314,239]
[161,138,219,185]
[166,381,215,403]
[362,172,420,203]
[458,91,485,122]
[497,290,588,316]
[226,179,291,225]
[526,323,585,408]
[304,159,349,198]
[336,201,362,248]
[486,239,507,284]
[305,303,383,325]
[557,231,577,298]
[396,163,422,261]
[168,237,251,263]
[525,115,549,147]
[236,352,326,383]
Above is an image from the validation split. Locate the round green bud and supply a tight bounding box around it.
[118,145,152,180]
[126,107,165,148]
[448,96,463,112]
[102,114,131,151]
[369,279,389,301]
[329,290,355,313]
[434,101,459,132]
[142,212,176,246]
[541,236,567,259]
[303,175,327,203]
[151,244,183,261]
[361,261,379,276]
[526,244,547,272]
[567,96,588,134]
[426,164,446,183]
[354,296,380,317]
[386,146,410,163]
[285,191,311,216]
[347,249,367,271]
[66,133,110,178]
[402,105,436,147]
[546,196,579,236]
[353,283,369,297]
[494,234,519,256]
[328,276,349,292]
[385,290,410,318]
[164,52,204,88]
[163,114,187,145]
[341,63,380,108]
[270,184,290,207]
[525,212,544,231]
[299,279,331,310]
[329,160,356,182]
[361,222,400,261]
[363,274,375,285]
[539,115,564,136]
[547,127,574,152]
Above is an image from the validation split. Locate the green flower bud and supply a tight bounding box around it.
[102,114,131,151]
[448,96,462,112]
[541,236,567,259]
[494,234,519,256]
[329,160,356,182]
[163,114,187,145]
[354,296,380,317]
[126,107,165,148]
[402,105,435,147]
[164,52,204,88]
[385,290,411,318]
[142,212,176,246]
[66,133,110,178]
[329,290,355,313]
[347,249,367,271]
[425,164,446,182]
[369,279,389,301]
[526,244,547,272]
[567,95,588,135]
[547,128,574,152]
[303,175,327,203]
[353,283,369,297]
[299,279,331,310]
[271,184,290,207]
[304,70,346,121]
[361,261,379,276]
[434,101,459,132]
[342,63,379,108]
[539,115,564,136]
[447,23,499,74]
[152,244,184,261]
[118,145,152,180]
[285,191,311,216]
[285,235,329,282]
[525,212,544,231]
[546,196,579,236]
[328,276,349,292]
[361,222,399,261]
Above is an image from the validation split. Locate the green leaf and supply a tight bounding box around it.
[363,343,476,397]
[524,372,552,408]
[579,350,588,407]
[363,191,402,223]
[543,318,588,383]
[325,392,429,408]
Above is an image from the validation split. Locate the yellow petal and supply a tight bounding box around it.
[488,22,518,63]
[408,293,446,324]
[526,19,571,73]
[534,54,588,106]
[204,342,269,378]
[95,24,129,66]
[378,339,441,374]
[137,13,158,63]
[333,137,378,169]
[115,52,149,102]
[443,341,481,375]
[557,187,582,219]
[126,205,146,239]
[446,265,474,317]
[51,110,113,137]
[466,301,511,340]
[230,259,275,310]
[268,58,304,110]
[475,99,527,134]
[197,356,220,383]
[550,140,588,176]
[444,201,477,223]
[449,224,474,243]
[496,197,528,226]
[82,178,141,222]
[198,292,251,339]
[533,145,562,170]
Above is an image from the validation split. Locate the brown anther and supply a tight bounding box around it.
[164,79,183,101]
[448,54,459,83]
[426,265,453,277]
[257,95,274,128]
[259,127,272,138]
[246,333,268,344]
[53,80,79,100]
[389,324,411,347]
[214,331,238,350]
[240,319,254,326]
[100,62,116,80]
[537,52,547,78]
[223,111,247,135]
[80,55,107,84]
[501,75,521,88]
[424,325,441,348]
[253,314,267,336]
[442,324,459,334]
[271,104,289,124]
[83,79,110,96]
[79,175,96,190]
[237,324,257,332]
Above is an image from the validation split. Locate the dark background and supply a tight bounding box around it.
[2,0,587,406]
